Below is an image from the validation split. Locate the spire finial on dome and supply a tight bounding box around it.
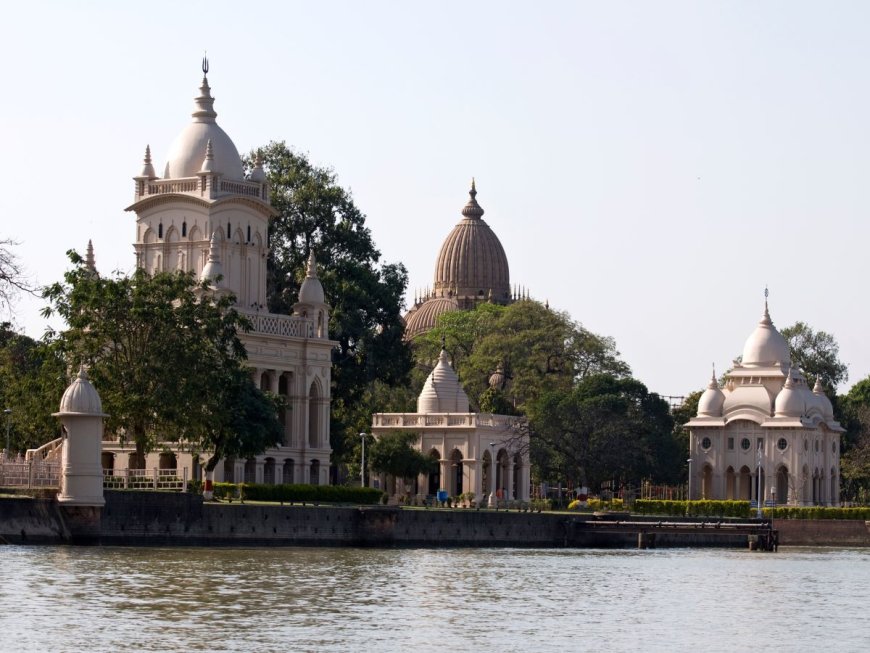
[813,376,824,394]
[192,59,217,123]
[200,139,214,173]
[138,144,156,179]
[306,250,318,278]
[200,230,224,287]
[461,179,485,219]
[202,53,209,76]
[85,240,96,273]
[783,365,795,388]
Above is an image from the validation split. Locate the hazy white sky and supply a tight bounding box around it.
[2,1,868,397]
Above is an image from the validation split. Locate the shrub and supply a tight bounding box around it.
[210,482,384,504]
[763,506,870,520]
[633,499,752,518]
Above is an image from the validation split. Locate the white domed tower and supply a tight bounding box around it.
[404,180,525,340]
[127,58,273,309]
[686,292,844,507]
[100,61,337,488]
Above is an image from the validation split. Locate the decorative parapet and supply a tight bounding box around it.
[135,175,268,203]
[372,413,522,429]
[238,309,315,339]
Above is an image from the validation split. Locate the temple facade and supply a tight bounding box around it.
[685,298,843,506]
[372,349,530,503]
[100,62,336,485]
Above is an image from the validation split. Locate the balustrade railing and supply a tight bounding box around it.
[238,310,313,338]
[371,413,522,429]
[102,467,188,491]
[0,457,61,488]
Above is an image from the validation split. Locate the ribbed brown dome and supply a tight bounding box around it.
[433,181,511,306]
[404,297,459,339]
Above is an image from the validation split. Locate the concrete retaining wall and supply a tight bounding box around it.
[774,519,870,546]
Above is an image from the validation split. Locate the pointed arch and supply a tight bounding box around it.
[308,378,322,448]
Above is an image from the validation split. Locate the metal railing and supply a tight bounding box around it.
[102,467,188,491]
[0,456,61,488]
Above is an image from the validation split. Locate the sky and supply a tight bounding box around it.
[2,1,869,398]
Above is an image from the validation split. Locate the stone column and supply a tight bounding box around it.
[54,368,107,507]
[439,459,449,494]
[506,463,515,501]
[473,458,483,503]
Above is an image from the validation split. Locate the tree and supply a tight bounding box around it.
[529,374,678,492]
[415,300,629,412]
[0,238,34,313]
[368,432,437,482]
[781,322,848,391]
[42,251,281,465]
[248,142,413,469]
[0,323,67,452]
[838,376,870,501]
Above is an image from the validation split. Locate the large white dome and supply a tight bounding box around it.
[163,74,244,180]
[741,301,791,367]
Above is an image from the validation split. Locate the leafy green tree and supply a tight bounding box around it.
[368,431,437,481]
[247,142,413,470]
[781,322,848,391]
[0,324,67,452]
[415,300,629,411]
[42,251,281,466]
[529,374,677,492]
[838,377,870,501]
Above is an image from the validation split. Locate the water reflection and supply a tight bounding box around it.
[0,546,868,652]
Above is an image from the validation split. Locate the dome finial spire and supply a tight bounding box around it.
[202,52,209,76]
[192,57,217,123]
[462,179,484,219]
[138,144,156,178]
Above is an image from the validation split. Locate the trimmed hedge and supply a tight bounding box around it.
[633,499,752,518]
[763,506,870,520]
[212,482,384,505]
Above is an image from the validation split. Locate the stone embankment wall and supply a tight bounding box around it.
[774,519,870,546]
[4,491,866,547]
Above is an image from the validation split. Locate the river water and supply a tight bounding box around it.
[0,545,867,652]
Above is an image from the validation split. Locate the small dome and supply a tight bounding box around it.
[432,181,511,304]
[723,382,773,419]
[298,251,325,304]
[58,367,104,415]
[812,377,834,420]
[697,371,725,417]
[774,370,805,418]
[418,349,470,413]
[404,297,459,339]
[741,300,791,367]
[250,151,266,182]
[163,73,244,180]
[489,364,506,390]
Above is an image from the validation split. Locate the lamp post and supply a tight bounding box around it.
[359,432,366,488]
[3,408,10,457]
[686,458,692,502]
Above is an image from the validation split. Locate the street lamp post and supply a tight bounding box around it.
[686,458,692,502]
[3,408,11,457]
[359,432,366,488]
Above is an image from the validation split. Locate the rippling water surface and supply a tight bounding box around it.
[1,545,868,652]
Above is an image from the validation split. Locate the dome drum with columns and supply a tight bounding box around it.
[686,297,843,506]
[99,63,338,487]
[404,180,530,340]
[372,349,530,503]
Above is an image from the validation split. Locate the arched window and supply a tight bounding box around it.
[223,458,235,484]
[264,458,276,485]
[310,459,321,486]
[227,222,232,239]
[244,458,256,484]
[308,380,320,448]
[283,459,295,484]
[158,222,163,239]
[247,225,251,242]
[182,221,187,237]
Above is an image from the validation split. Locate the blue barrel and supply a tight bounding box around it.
[436,490,448,503]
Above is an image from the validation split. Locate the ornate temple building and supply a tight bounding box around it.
[372,348,530,502]
[686,298,843,506]
[403,181,529,339]
[100,62,336,485]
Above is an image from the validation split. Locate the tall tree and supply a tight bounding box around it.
[247,142,413,468]
[781,321,848,391]
[415,300,629,411]
[0,324,67,452]
[529,374,677,491]
[42,251,281,464]
[368,431,437,482]
[0,238,34,313]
